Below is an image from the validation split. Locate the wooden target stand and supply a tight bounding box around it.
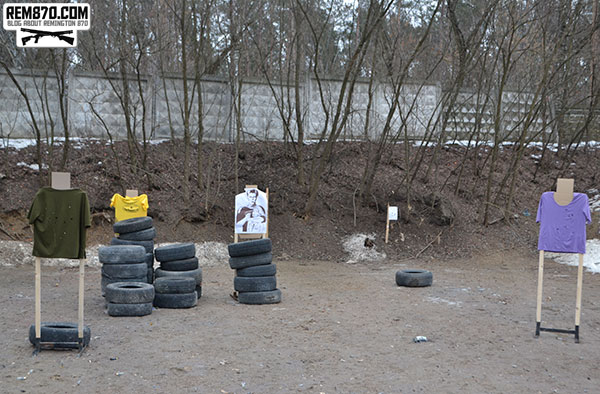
[233,185,269,243]
[33,172,87,354]
[535,179,585,343]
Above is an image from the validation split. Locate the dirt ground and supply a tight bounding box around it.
[0,247,598,394]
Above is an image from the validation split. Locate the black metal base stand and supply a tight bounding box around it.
[32,338,87,356]
[535,322,580,343]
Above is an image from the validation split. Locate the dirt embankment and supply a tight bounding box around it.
[1,140,599,261]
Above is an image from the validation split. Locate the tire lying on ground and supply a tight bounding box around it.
[238,289,281,305]
[234,276,277,292]
[113,216,153,234]
[99,245,146,264]
[395,269,433,287]
[155,243,196,262]
[154,277,196,294]
[228,238,271,258]
[236,263,276,277]
[101,262,147,279]
[153,292,197,308]
[105,282,155,304]
[229,252,272,270]
[107,302,152,317]
[118,227,156,241]
[160,256,199,271]
[110,238,154,254]
[28,322,91,347]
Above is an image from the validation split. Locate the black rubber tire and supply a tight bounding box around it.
[110,238,154,254]
[29,322,91,347]
[395,269,433,287]
[154,267,202,285]
[238,289,281,305]
[234,276,277,292]
[101,263,147,279]
[105,282,155,304]
[107,302,152,317]
[229,252,272,270]
[101,276,146,296]
[155,243,196,262]
[236,263,276,277]
[146,267,154,284]
[228,238,272,257]
[145,252,154,268]
[99,245,146,264]
[113,216,153,234]
[118,227,156,241]
[160,256,199,271]
[153,292,197,308]
[153,277,196,294]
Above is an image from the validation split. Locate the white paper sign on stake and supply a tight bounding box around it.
[388,206,398,221]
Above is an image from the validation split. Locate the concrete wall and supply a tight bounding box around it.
[0,67,582,143]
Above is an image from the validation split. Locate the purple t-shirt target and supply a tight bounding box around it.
[536,192,591,254]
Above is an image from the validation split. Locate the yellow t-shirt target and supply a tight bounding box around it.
[110,194,149,222]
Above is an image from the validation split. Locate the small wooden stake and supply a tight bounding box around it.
[35,257,41,339]
[385,204,390,244]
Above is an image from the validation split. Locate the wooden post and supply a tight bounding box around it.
[536,250,544,331]
[385,204,390,244]
[35,257,41,339]
[575,253,584,332]
[265,188,269,239]
[78,259,85,339]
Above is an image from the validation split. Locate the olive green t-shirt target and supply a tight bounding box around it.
[28,187,91,259]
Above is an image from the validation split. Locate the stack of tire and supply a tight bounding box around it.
[154,243,202,303]
[104,282,155,317]
[111,217,156,284]
[153,277,198,309]
[228,238,281,304]
[99,245,148,297]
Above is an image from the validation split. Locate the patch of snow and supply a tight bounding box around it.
[155,241,229,267]
[342,233,386,264]
[16,162,48,171]
[148,139,171,145]
[0,241,228,268]
[0,241,101,267]
[1,139,37,149]
[546,239,600,273]
[587,189,600,212]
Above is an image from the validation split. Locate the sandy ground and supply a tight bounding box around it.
[0,249,599,394]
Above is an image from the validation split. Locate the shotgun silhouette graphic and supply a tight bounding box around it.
[21,28,74,45]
